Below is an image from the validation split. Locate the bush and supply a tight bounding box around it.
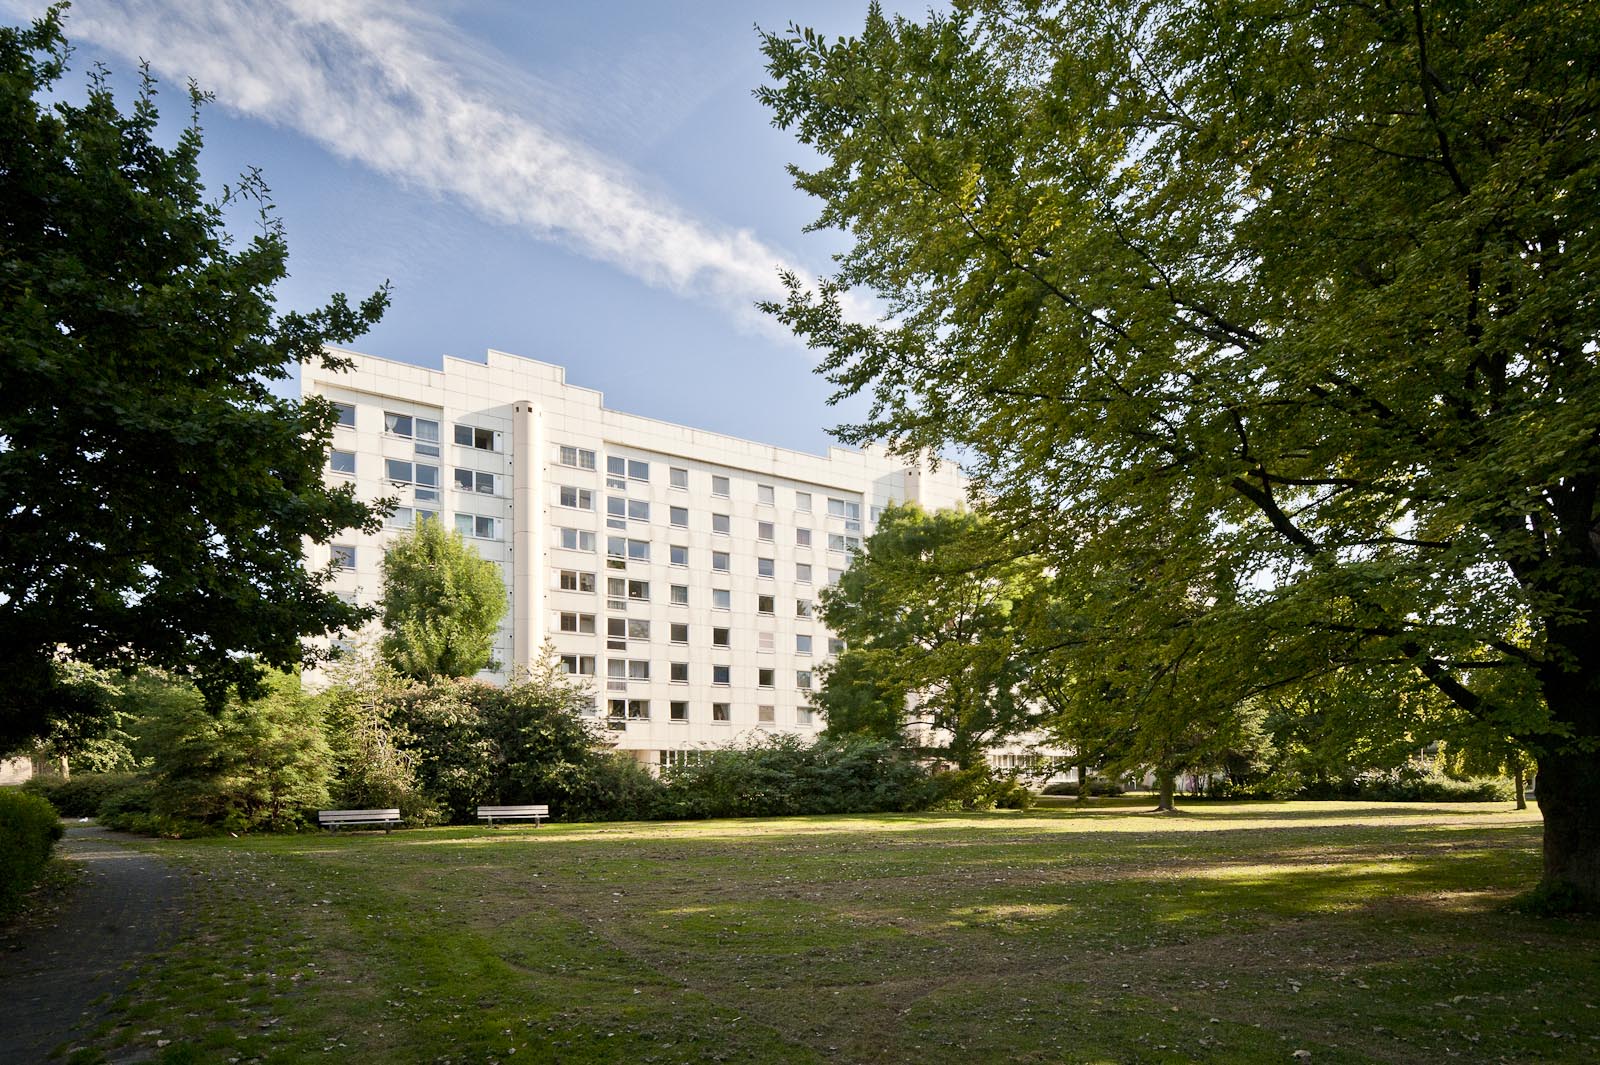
[1042,775,1125,797]
[929,766,1036,811]
[21,771,143,817]
[663,734,935,819]
[0,788,63,916]
[1293,768,1512,802]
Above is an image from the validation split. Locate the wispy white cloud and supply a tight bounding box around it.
[12,0,849,330]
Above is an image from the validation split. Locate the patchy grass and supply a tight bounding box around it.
[79,801,1598,1064]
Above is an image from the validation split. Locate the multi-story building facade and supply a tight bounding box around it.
[303,348,972,770]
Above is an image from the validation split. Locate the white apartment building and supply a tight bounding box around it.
[303,348,974,770]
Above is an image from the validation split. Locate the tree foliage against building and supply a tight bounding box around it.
[0,9,388,747]
[761,0,1599,901]
[379,519,507,681]
[818,504,1043,769]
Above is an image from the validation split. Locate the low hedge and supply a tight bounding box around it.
[0,788,63,917]
[22,772,144,818]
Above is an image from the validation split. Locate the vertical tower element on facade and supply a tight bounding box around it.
[511,400,543,675]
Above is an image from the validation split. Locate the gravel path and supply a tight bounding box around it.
[0,824,192,1061]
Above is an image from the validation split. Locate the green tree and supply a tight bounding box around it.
[0,9,388,748]
[379,518,508,680]
[819,504,1041,769]
[761,1,1600,902]
[134,671,335,831]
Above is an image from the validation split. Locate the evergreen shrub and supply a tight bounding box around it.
[0,788,63,916]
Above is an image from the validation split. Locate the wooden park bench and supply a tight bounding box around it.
[476,804,549,827]
[318,808,401,832]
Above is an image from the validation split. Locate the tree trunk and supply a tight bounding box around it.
[1513,761,1527,812]
[1155,771,1176,813]
[1077,760,1090,803]
[1533,747,1600,906]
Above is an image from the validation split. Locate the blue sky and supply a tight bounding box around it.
[4,1,916,454]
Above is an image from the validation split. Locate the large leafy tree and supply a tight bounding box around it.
[818,504,1042,769]
[0,9,388,747]
[379,519,507,680]
[760,1,1600,901]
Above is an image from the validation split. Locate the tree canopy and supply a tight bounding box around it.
[0,9,388,747]
[818,504,1042,769]
[761,0,1600,901]
[379,518,507,680]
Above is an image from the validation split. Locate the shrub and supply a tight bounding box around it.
[1042,775,1125,797]
[0,788,63,916]
[664,734,935,818]
[929,766,1036,811]
[21,771,143,817]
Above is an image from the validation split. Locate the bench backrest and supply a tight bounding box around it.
[477,805,549,815]
[319,809,401,823]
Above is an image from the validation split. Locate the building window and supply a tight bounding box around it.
[670,662,689,683]
[669,467,689,489]
[560,654,596,676]
[796,599,814,618]
[828,533,862,553]
[712,475,730,497]
[797,634,813,655]
[796,527,812,547]
[712,551,730,572]
[626,499,650,523]
[333,402,356,428]
[828,497,861,523]
[627,539,650,562]
[606,456,626,489]
[455,514,502,540]
[828,637,846,654]
[670,544,689,567]
[628,459,649,482]
[609,699,649,720]
[628,618,650,640]
[558,486,594,510]
[712,627,730,648]
[712,513,730,535]
[758,594,775,615]
[559,528,596,552]
[797,707,814,726]
[795,491,811,512]
[828,568,844,585]
[607,496,627,529]
[458,469,502,496]
[713,665,731,686]
[796,563,812,583]
[386,507,414,529]
[385,458,414,485]
[330,450,355,475]
[559,612,595,634]
[414,418,440,457]
[607,617,627,649]
[712,703,731,722]
[607,536,627,560]
[670,701,689,721]
[757,558,775,578]
[384,412,413,437]
[670,622,689,643]
[758,705,776,725]
[559,445,596,470]
[455,424,502,451]
[628,659,650,680]
[332,545,356,570]
[559,570,595,592]
[712,589,731,610]
[758,632,774,652]
[670,584,689,605]
[757,484,775,507]
[758,520,774,541]
[758,668,775,688]
[797,670,813,690]
[670,506,688,528]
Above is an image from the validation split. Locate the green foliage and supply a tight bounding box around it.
[0,787,62,916]
[819,504,1042,768]
[131,672,335,832]
[662,733,935,818]
[0,9,389,749]
[928,765,1037,811]
[1042,776,1124,798]
[760,0,1600,894]
[320,650,435,821]
[380,519,507,680]
[20,770,143,817]
[2,661,137,772]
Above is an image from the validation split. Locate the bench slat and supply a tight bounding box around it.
[476,804,549,826]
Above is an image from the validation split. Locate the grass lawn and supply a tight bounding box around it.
[78,799,1597,1064]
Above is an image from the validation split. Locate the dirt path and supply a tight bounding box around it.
[0,824,193,1061]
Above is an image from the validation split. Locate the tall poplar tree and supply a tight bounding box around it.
[379,519,507,681]
[761,1,1600,903]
